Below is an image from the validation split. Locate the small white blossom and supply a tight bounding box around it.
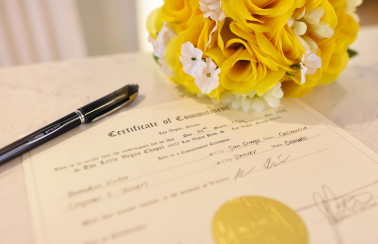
[199,0,225,22]
[148,23,176,58]
[287,7,334,52]
[303,7,334,39]
[287,8,307,36]
[309,22,334,39]
[148,23,176,77]
[259,82,284,108]
[288,9,313,52]
[250,97,266,112]
[158,54,174,77]
[300,50,322,84]
[179,42,207,78]
[231,96,243,110]
[199,0,226,48]
[195,58,220,94]
[220,92,235,104]
[300,65,308,85]
[242,98,253,112]
[303,7,324,24]
[218,83,284,112]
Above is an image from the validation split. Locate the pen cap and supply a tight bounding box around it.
[78,84,138,123]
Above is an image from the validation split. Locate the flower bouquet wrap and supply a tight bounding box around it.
[147,0,361,112]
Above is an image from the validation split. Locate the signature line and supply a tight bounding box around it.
[286,148,329,163]
[149,166,216,188]
[62,156,209,200]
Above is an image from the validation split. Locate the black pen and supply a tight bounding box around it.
[0,84,139,166]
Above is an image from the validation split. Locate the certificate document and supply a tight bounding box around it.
[23,98,378,244]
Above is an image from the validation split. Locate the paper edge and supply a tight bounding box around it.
[292,98,378,164]
[23,152,49,244]
[21,97,378,244]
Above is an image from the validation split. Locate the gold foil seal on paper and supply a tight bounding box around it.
[212,196,308,244]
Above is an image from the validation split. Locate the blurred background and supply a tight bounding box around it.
[0,0,376,67]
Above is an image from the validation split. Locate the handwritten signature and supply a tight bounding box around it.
[311,184,377,244]
[264,154,291,169]
[313,185,377,225]
[234,167,256,180]
[234,154,291,180]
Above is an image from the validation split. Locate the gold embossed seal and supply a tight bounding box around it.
[212,196,308,244]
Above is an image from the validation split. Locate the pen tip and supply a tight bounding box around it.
[128,84,139,95]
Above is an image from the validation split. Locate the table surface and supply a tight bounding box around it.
[1,26,378,244]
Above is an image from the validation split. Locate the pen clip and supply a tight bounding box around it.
[90,92,138,123]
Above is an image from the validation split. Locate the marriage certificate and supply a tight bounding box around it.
[23,98,378,244]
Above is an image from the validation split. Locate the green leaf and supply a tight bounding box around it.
[286,72,295,77]
[153,55,161,66]
[290,63,302,70]
[347,48,358,58]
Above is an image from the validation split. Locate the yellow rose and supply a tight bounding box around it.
[318,12,358,84]
[266,25,305,66]
[207,19,290,96]
[161,0,202,34]
[147,0,202,38]
[327,0,347,16]
[216,47,286,95]
[221,0,302,33]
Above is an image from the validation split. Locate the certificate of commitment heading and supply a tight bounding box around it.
[23,98,378,244]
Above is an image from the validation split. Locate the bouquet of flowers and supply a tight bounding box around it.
[147,0,361,112]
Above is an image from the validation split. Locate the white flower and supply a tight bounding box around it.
[148,23,176,58]
[309,21,334,39]
[300,65,308,85]
[303,7,324,24]
[262,82,284,108]
[287,9,313,52]
[287,8,307,36]
[218,83,284,112]
[148,23,176,77]
[220,92,235,104]
[346,0,363,22]
[158,54,174,77]
[194,58,220,94]
[199,0,225,22]
[199,0,226,48]
[287,7,334,52]
[250,97,267,112]
[300,50,322,84]
[179,42,207,78]
[303,7,334,39]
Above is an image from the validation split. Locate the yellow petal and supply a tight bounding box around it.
[255,32,290,70]
[281,80,313,97]
[147,8,164,39]
[254,69,286,95]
